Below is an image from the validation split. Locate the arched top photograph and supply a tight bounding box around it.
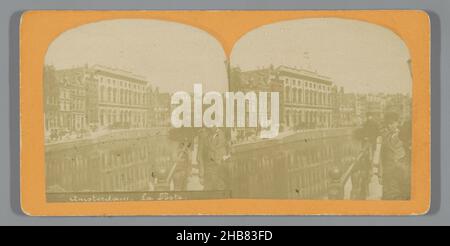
[19,10,429,216]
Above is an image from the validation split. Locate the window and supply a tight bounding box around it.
[108,87,112,102]
[100,86,105,101]
[292,88,297,103]
[285,87,290,103]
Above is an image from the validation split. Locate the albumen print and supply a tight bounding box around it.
[43,18,411,202]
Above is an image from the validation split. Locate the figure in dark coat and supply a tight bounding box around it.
[380,112,409,200]
[203,128,229,191]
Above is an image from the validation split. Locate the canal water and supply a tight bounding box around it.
[45,129,178,193]
[229,128,360,199]
[45,128,361,200]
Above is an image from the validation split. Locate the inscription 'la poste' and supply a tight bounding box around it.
[170,84,280,138]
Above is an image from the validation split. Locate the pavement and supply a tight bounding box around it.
[343,168,383,200]
[367,174,383,200]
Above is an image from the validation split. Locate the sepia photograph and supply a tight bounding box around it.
[43,17,412,202]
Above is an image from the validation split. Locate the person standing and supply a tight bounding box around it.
[362,113,380,152]
[196,128,209,185]
[398,118,412,199]
[203,127,229,191]
[172,140,192,191]
[380,112,409,200]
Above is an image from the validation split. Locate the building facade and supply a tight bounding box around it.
[43,65,60,133]
[43,65,93,135]
[384,93,411,123]
[231,66,284,121]
[148,87,171,127]
[229,65,405,131]
[229,66,283,140]
[366,93,386,121]
[227,59,411,133]
[93,65,149,129]
[277,65,334,129]
[229,65,334,132]
[43,64,172,141]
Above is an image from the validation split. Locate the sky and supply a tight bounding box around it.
[45,19,228,93]
[231,18,412,94]
[46,18,412,94]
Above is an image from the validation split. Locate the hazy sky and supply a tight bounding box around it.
[46,18,411,94]
[231,18,412,94]
[45,19,228,93]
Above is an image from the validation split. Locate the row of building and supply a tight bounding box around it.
[229,65,411,131]
[44,63,411,140]
[44,64,171,138]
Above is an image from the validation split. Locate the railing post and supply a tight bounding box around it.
[327,166,344,200]
[273,151,288,199]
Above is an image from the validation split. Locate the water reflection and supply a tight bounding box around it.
[46,128,359,200]
[46,130,177,193]
[229,130,359,199]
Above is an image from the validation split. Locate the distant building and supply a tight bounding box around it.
[384,93,411,123]
[229,66,283,139]
[230,65,284,118]
[43,64,173,140]
[355,94,368,126]
[339,92,357,127]
[230,65,334,131]
[44,65,92,133]
[93,65,149,129]
[277,65,333,129]
[43,65,60,133]
[366,93,386,121]
[152,88,171,127]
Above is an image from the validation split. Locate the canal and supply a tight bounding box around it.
[45,127,361,201]
[229,128,360,199]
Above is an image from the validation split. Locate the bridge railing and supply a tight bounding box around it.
[155,141,193,191]
[157,128,373,200]
[327,141,373,200]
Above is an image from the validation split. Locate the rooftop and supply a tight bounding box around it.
[277,65,332,82]
[91,64,147,82]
